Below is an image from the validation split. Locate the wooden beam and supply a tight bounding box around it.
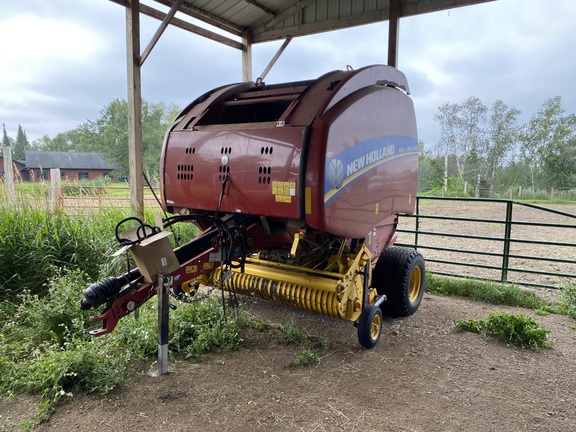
[140,0,184,66]
[152,0,244,36]
[244,0,276,16]
[139,4,243,50]
[126,0,144,219]
[2,146,14,192]
[242,30,253,82]
[388,0,400,67]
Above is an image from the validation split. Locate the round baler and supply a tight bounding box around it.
[82,64,425,348]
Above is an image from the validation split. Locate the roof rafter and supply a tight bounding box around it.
[139,3,242,50]
[153,0,245,36]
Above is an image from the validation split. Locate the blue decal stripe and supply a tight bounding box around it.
[323,135,418,193]
[324,152,417,205]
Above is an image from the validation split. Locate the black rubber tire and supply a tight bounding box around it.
[357,304,383,349]
[373,246,425,317]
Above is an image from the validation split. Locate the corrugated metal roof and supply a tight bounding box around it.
[24,151,118,170]
[127,0,495,43]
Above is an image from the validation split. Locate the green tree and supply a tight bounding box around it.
[482,100,520,193]
[2,123,11,148]
[30,99,180,179]
[434,97,487,194]
[13,124,29,160]
[520,96,576,190]
[434,97,523,196]
[79,99,179,178]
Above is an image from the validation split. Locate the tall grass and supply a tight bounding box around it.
[0,182,198,302]
[0,205,124,301]
[425,274,550,310]
[426,274,576,319]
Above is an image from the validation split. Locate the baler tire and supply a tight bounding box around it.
[357,304,383,349]
[373,246,425,318]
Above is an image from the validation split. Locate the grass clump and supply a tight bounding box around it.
[0,270,149,425]
[426,274,550,310]
[170,298,245,359]
[455,312,551,350]
[427,275,576,323]
[0,205,136,302]
[275,315,308,344]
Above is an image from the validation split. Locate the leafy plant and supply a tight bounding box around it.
[289,348,320,368]
[275,315,308,345]
[455,312,551,350]
[170,298,245,359]
[559,283,576,319]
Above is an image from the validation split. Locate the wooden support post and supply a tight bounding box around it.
[388,0,399,68]
[242,30,252,82]
[50,169,61,211]
[126,0,144,219]
[3,146,14,192]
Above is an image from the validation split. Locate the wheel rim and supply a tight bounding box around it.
[408,266,422,303]
[370,313,382,341]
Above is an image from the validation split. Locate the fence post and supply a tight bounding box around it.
[501,200,513,283]
[414,196,420,249]
[50,169,61,211]
[3,146,14,192]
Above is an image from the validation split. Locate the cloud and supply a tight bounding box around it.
[0,0,575,149]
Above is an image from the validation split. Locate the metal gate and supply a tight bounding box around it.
[396,197,576,289]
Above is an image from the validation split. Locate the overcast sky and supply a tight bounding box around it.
[1,0,575,148]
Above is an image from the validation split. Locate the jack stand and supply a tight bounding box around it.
[151,273,170,376]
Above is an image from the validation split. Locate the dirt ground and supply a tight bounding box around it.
[1,293,575,432]
[1,202,575,431]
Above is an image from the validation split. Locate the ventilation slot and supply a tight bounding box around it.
[177,164,194,181]
[218,165,230,183]
[258,166,272,185]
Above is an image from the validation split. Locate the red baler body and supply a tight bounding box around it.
[160,65,418,243]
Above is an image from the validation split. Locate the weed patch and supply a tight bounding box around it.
[289,348,320,368]
[269,315,330,367]
[455,312,551,350]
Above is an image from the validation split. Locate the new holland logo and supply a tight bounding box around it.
[327,158,344,190]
